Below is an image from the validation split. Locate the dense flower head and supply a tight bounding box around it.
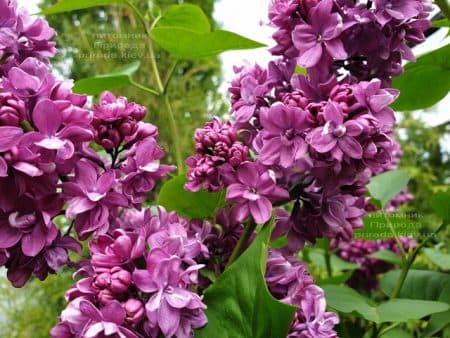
[185,117,248,192]
[270,0,432,84]
[266,249,339,337]
[52,207,209,338]
[0,0,172,288]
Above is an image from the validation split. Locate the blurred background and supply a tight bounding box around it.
[0,0,448,336]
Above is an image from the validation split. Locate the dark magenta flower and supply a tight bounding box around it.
[226,162,289,224]
[308,102,363,160]
[258,103,311,168]
[292,0,348,67]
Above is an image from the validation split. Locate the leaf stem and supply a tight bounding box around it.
[378,322,401,337]
[163,94,184,170]
[324,238,333,278]
[129,79,160,96]
[382,211,407,261]
[225,221,257,269]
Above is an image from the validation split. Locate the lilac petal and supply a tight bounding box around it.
[95,171,116,194]
[0,126,23,152]
[235,104,256,123]
[58,125,93,143]
[35,137,66,150]
[344,121,363,137]
[249,197,272,224]
[102,300,126,323]
[79,300,103,321]
[12,162,43,177]
[85,323,105,338]
[310,129,337,153]
[0,224,21,248]
[0,157,8,177]
[236,162,258,186]
[324,102,343,124]
[21,224,46,256]
[325,38,347,60]
[66,197,95,218]
[158,300,181,338]
[32,99,62,136]
[339,136,363,159]
[226,183,248,201]
[231,204,250,223]
[133,269,158,293]
[75,161,98,191]
[8,67,41,91]
[166,288,192,309]
[297,43,323,68]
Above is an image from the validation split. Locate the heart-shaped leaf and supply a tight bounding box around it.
[150,4,265,60]
[42,0,126,15]
[367,170,410,208]
[73,62,141,95]
[157,175,224,220]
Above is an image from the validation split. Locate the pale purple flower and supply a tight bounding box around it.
[353,79,399,125]
[308,102,363,160]
[226,162,290,224]
[121,138,175,206]
[292,0,348,67]
[133,249,207,337]
[258,103,311,168]
[31,99,93,161]
[2,57,55,99]
[374,0,421,25]
[63,160,128,239]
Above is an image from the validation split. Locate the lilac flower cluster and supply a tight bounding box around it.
[51,208,209,338]
[0,0,173,286]
[332,236,415,291]
[266,250,339,337]
[270,0,432,85]
[186,0,430,252]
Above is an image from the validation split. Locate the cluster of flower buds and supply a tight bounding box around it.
[0,0,174,287]
[51,208,209,338]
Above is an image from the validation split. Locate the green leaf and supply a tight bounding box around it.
[307,248,359,273]
[151,28,265,60]
[367,170,410,208]
[155,4,210,33]
[431,190,450,224]
[196,222,297,338]
[323,285,449,323]
[432,19,450,28]
[157,175,224,220]
[369,250,403,265]
[424,248,450,270]
[380,328,413,338]
[391,44,450,111]
[73,61,141,95]
[150,4,265,60]
[316,271,354,286]
[380,269,450,301]
[294,65,307,75]
[41,0,125,15]
[423,282,450,337]
[322,285,379,322]
[376,299,448,322]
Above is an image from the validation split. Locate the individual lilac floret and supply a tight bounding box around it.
[31,99,93,161]
[292,0,348,68]
[226,162,289,224]
[62,160,128,239]
[258,103,312,168]
[308,102,364,160]
[121,138,175,207]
